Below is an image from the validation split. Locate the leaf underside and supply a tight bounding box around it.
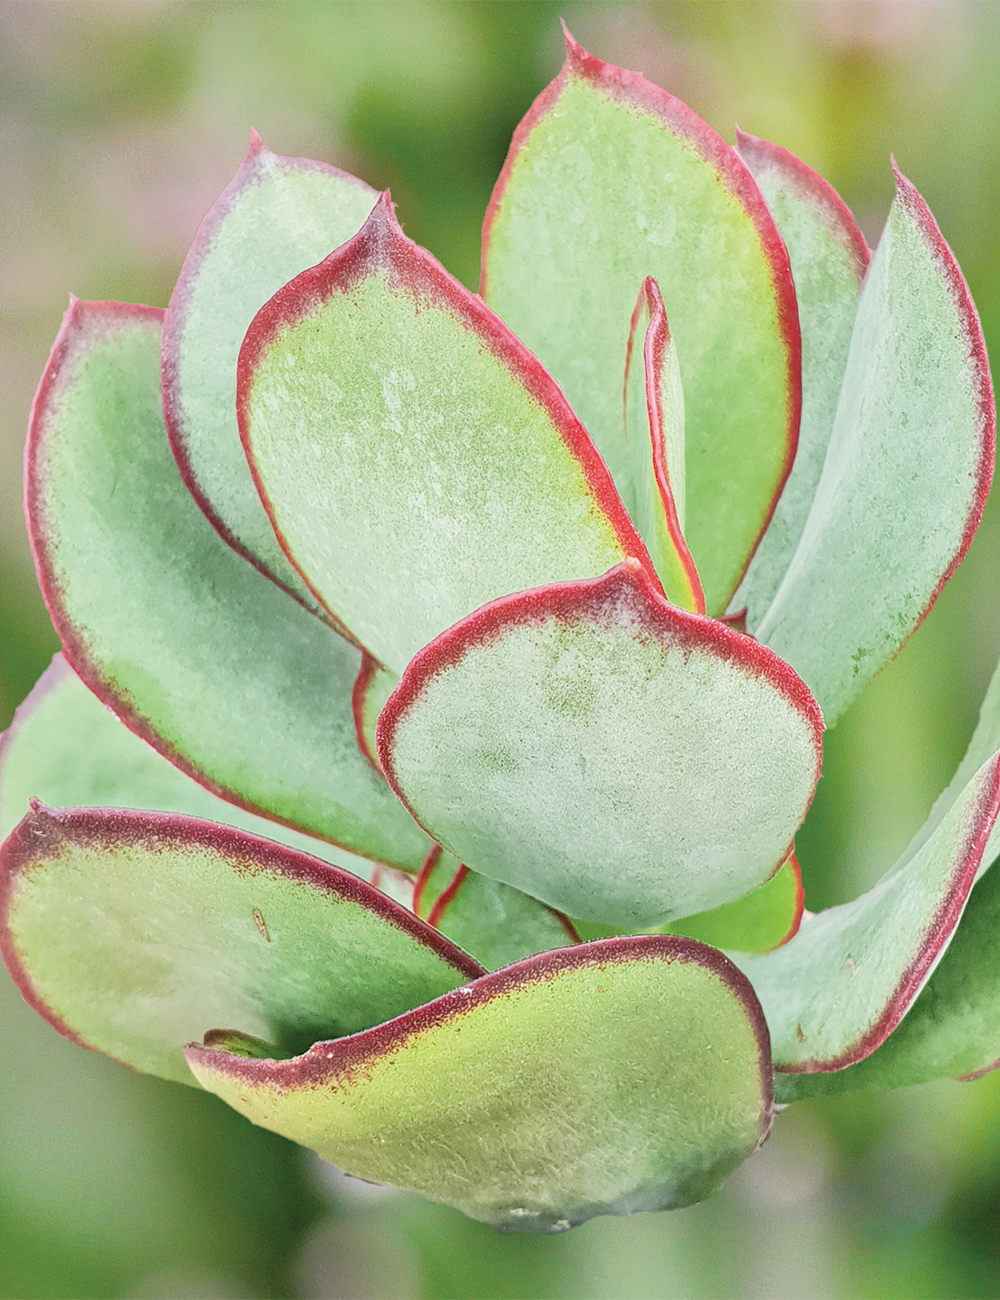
[379,562,822,929]
[0,805,481,1086]
[187,936,773,1231]
[26,299,430,870]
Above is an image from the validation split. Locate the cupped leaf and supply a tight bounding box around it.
[623,278,704,613]
[776,850,1000,1099]
[415,850,579,971]
[187,936,773,1231]
[757,168,995,723]
[671,853,803,954]
[378,562,823,929]
[26,300,430,870]
[238,193,656,675]
[0,655,367,879]
[735,750,1000,1073]
[163,132,377,609]
[481,29,800,615]
[0,805,483,1086]
[732,131,870,630]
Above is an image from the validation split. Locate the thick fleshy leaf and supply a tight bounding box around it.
[623,278,704,613]
[378,562,823,929]
[351,654,398,773]
[776,853,1000,1099]
[481,29,800,615]
[0,655,367,878]
[26,300,430,870]
[187,936,773,1231]
[162,132,377,609]
[732,132,870,631]
[735,750,1000,1072]
[670,854,803,954]
[757,168,995,723]
[415,850,579,971]
[0,805,483,1086]
[238,194,656,675]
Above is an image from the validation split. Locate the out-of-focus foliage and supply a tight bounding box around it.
[3,2,1000,1296]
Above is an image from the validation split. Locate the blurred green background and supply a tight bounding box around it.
[2,1,1000,1296]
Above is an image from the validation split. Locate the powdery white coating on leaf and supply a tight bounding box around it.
[0,806,481,1086]
[186,936,772,1231]
[757,169,995,723]
[379,564,822,929]
[734,749,1000,1072]
[240,197,653,674]
[163,133,377,606]
[731,132,869,631]
[482,32,800,616]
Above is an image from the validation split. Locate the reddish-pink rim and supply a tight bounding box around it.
[350,652,384,773]
[624,277,706,615]
[882,164,996,652]
[185,931,774,1138]
[773,852,805,950]
[161,129,375,633]
[376,560,824,823]
[480,27,802,605]
[0,803,486,1059]
[24,299,421,873]
[411,843,443,918]
[780,751,1000,1074]
[734,129,871,283]
[236,190,662,645]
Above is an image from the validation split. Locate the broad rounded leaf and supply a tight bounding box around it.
[735,750,1000,1072]
[26,299,430,870]
[482,29,800,615]
[0,806,482,1086]
[415,851,579,971]
[163,132,377,609]
[187,936,773,1231]
[0,655,369,879]
[757,168,995,723]
[732,131,870,631]
[623,278,704,613]
[239,193,656,675]
[379,562,823,929]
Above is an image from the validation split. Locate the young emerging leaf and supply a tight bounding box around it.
[239,194,655,675]
[732,132,870,630]
[379,562,823,928]
[0,806,482,1086]
[415,850,579,971]
[482,29,800,615]
[757,168,995,723]
[671,854,804,954]
[163,132,377,609]
[0,656,369,878]
[26,300,430,870]
[187,937,773,1231]
[623,279,704,613]
[735,750,1000,1071]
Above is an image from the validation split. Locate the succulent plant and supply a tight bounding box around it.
[2,28,998,1233]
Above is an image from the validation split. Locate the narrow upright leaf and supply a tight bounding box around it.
[26,300,430,870]
[187,937,773,1230]
[0,806,482,1085]
[163,133,377,608]
[735,750,1000,1072]
[379,562,822,929]
[239,194,656,675]
[482,29,800,614]
[757,168,995,723]
[732,132,870,630]
[623,278,704,613]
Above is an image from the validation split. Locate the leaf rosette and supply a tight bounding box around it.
[2,27,997,1231]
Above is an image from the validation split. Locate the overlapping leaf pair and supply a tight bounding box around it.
[1,28,998,1230]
